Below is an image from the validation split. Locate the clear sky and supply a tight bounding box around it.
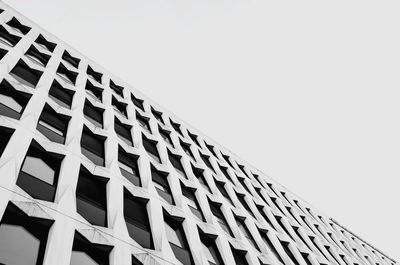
[5,0,399,260]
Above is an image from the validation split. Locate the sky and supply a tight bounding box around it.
[5,0,399,260]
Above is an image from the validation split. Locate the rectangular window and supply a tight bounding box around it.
[142,135,161,163]
[215,181,233,205]
[114,117,133,146]
[281,241,300,265]
[191,164,211,192]
[56,62,77,85]
[7,17,31,35]
[168,150,187,179]
[131,93,144,111]
[81,127,105,166]
[180,140,195,160]
[159,126,173,146]
[209,200,233,237]
[151,107,164,124]
[48,80,74,109]
[0,79,31,119]
[218,164,234,184]
[200,153,215,173]
[84,99,104,128]
[25,45,50,67]
[110,80,124,97]
[112,96,127,118]
[205,143,217,157]
[62,50,80,68]
[37,104,70,144]
[151,165,174,204]
[256,205,275,230]
[181,184,204,221]
[118,146,141,186]
[87,65,102,84]
[10,59,43,88]
[0,25,21,46]
[187,130,201,147]
[230,246,248,265]
[169,119,183,136]
[70,232,112,265]
[85,80,103,102]
[236,193,255,218]
[136,112,151,133]
[235,217,259,250]
[199,230,224,265]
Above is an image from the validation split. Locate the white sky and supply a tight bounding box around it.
[5,0,399,260]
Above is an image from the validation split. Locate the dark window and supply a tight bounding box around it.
[0,25,21,46]
[0,47,7,60]
[109,79,124,97]
[309,236,329,260]
[76,166,108,227]
[252,174,266,189]
[301,253,313,265]
[215,181,233,205]
[236,193,255,218]
[191,164,211,192]
[259,230,284,264]
[199,230,224,265]
[200,152,215,173]
[237,177,251,194]
[112,96,127,118]
[115,117,133,146]
[235,216,259,250]
[85,80,103,102]
[0,203,53,265]
[151,107,164,124]
[17,140,63,201]
[62,50,80,68]
[267,183,279,197]
[256,205,275,230]
[164,212,194,265]
[0,79,31,119]
[87,65,102,84]
[56,62,78,85]
[218,164,234,184]
[37,104,70,144]
[187,130,201,147]
[169,119,183,136]
[281,241,299,265]
[180,140,195,160]
[35,34,56,52]
[230,246,248,265]
[151,165,174,204]
[168,150,187,179]
[221,153,234,168]
[131,255,143,265]
[271,197,285,215]
[275,216,294,240]
[181,184,204,221]
[293,226,311,250]
[209,200,233,236]
[325,246,341,265]
[205,143,217,157]
[136,112,151,133]
[159,126,173,146]
[131,93,144,111]
[0,126,14,157]
[124,189,153,249]
[254,187,268,205]
[6,17,31,35]
[142,135,160,163]
[118,146,141,186]
[25,45,50,66]
[70,232,112,265]
[84,99,104,128]
[48,80,74,108]
[10,59,43,88]
[81,126,105,166]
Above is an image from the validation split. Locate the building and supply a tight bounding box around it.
[0,2,396,265]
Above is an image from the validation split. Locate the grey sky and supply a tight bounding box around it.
[6,0,400,260]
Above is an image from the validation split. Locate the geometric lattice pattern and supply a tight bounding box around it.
[0,2,396,265]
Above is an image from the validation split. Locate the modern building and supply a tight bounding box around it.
[0,2,396,265]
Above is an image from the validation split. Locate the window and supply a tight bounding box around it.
[56,63,78,85]
[112,96,127,118]
[275,216,294,240]
[35,34,56,52]
[87,65,102,84]
[259,230,284,264]
[205,143,217,157]
[0,79,31,119]
[0,126,14,157]
[110,79,123,97]
[301,253,313,265]
[114,117,133,146]
[124,189,153,249]
[164,212,194,265]
[84,100,104,128]
[48,80,74,108]
[76,166,108,227]
[236,193,255,218]
[237,164,249,178]
[281,241,300,265]
[187,130,201,147]
[37,104,70,144]
[169,119,183,136]
[81,127,105,166]
[0,203,53,265]
[0,47,7,60]
[7,17,31,35]
[10,59,43,88]
[168,150,187,179]
[118,146,141,186]
[85,80,103,102]
[256,205,275,230]
[237,177,251,194]
[136,111,150,133]
[221,153,234,168]
[215,181,233,205]
[62,50,80,68]
[181,184,204,221]
[191,164,211,192]
[200,152,215,173]
[142,135,161,163]
[235,216,259,250]
[218,164,234,184]
[199,230,224,265]
[254,187,268,205]
[17,140,63,201]
[70,232,112,265]
[131,93,144,111]
[25,45,50,67]
[0,25,21,46]
[151,165,174,204]
[230,246,248,265]
[131,256,143,265]
[209,200,233,236]
[180,140,195,160]
[151,107,164,124]
[159,126,173,146]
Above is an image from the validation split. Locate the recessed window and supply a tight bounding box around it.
[164,212,194,265]
[221,153,234,168]
[199,230,224,265]
[168,150,187,179]
[200,152,215,173]
[259,230,284,264]
[236,193,255,218]
[181,184,204,221]
[256,205,275,230]
[35,34,56,52]
[0,203,53,265]
[114,117,133,146]
[169,119,183,136]
[235,216,259,251]
[70,232,112,265]
[0,126,14,157]
[0,47,7,60]
[37,104,70,144]
[25,45,50,67]
[17,140,63,201]
[85,80,103,102]
[254,187,268,205]
[151,165,174,204]
[191,164,211,192]
[205,142,217,157]
[84,99,104,128]
[131,93,144,111]
[56,62,77,85]
[81,126,105,166]
[123,189,153,249]
[142,135,160,163]
[180,140,195,160]
[151,107,164,124]
[6,17,31,35]
[87,65,102,84]
[237,164,249,178]
[131,255,143,265]
[209,200,233,236]
[215,181,233,205]
[237,176,251,194]
[275,216,294,241]
[62,50,80,68]
[0,79,31,119]
[159,126,173,146]
[48,80,74,109]
[76,166,108,227]
[230,246,249,265]
[136,111,151,133]
[112,96,127,118]
[118,146,140,186]
[110,79,124,97]
[187,130,201,147]
[0,25,21,46]
[10,59,43,88]
[218,164,234,184]
[281,241,300,265]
